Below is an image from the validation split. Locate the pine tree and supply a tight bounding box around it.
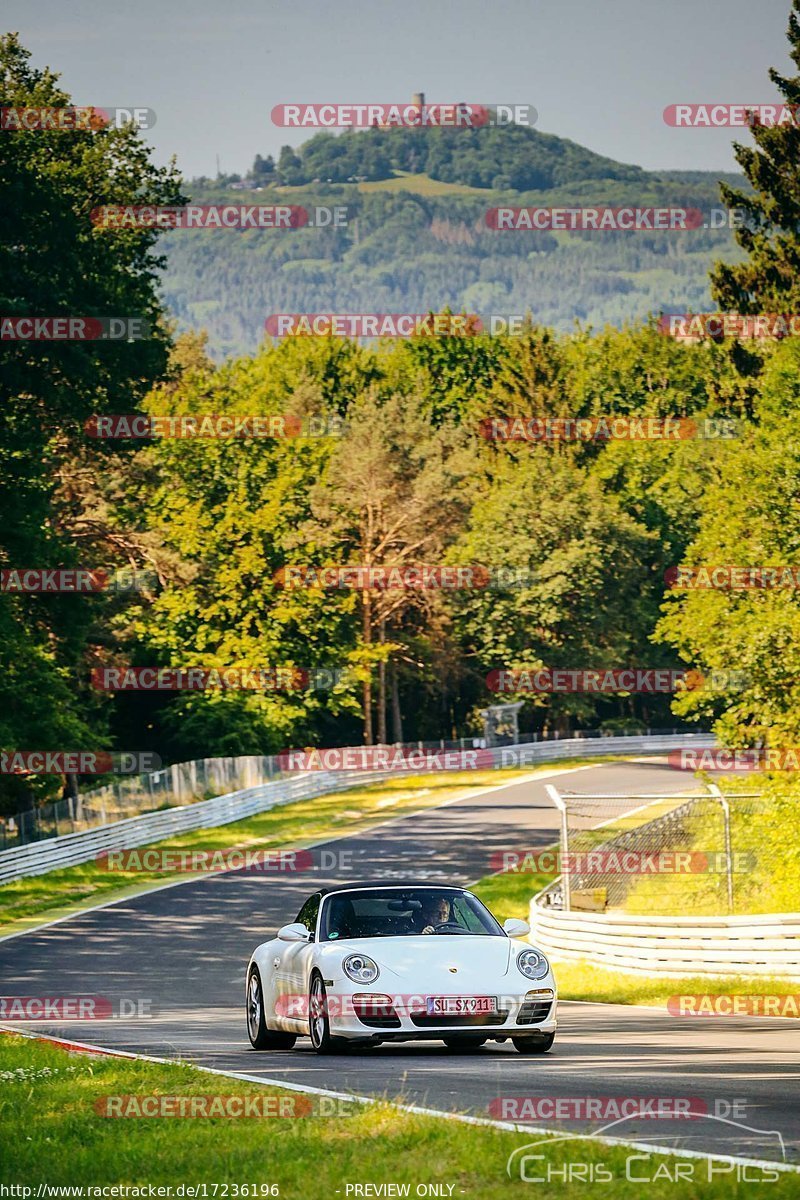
[710,1,800,310]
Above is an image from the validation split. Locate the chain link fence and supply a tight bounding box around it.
[542,782,768,916]
[0,755,280,850]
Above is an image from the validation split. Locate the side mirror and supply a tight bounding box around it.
[503,918,530,939]
[278,922,311,942]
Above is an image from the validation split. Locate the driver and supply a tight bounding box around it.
[419,895,451,934]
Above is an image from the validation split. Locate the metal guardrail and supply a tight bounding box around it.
[0,732,714,885]
[529,901,800,981]
[0,768,389,886]
[0,727,697,851]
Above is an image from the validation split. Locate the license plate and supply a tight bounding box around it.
[426,995,496,1015]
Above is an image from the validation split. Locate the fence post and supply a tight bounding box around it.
[707,782,734,914]
[545,784,571,912]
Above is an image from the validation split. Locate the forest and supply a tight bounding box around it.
[2,21,800,812]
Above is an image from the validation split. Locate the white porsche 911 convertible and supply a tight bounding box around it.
[246,882,556,1054]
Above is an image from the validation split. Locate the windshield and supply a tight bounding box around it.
[319,888,504,941]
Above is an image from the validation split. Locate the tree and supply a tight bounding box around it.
[277,145,306,186]
[252,154,275,181]
[656,339,800,747]
[710,1,800,310]
[448,451,660,732]
[0,34,183,811]
[115,338,384,759]
[304,389,474,743]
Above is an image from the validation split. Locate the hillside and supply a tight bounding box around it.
[160,123,747,358]
[258,122,649,190]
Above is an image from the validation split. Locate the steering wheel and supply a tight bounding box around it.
[432,921,467,934]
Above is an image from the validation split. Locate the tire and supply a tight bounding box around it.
[512,1033,555,1055]
[442,1037,487,1052]
[247,966,297,1051]
[309,972,347,1055]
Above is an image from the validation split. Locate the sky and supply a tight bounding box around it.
[4,0,796,179]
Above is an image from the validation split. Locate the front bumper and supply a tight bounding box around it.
[326,987,557,1042]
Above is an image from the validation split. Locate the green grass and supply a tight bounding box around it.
[272,171,490,196]
[0,761,604,932]
[0,1034,794,1194]
[551,961,800,1014]
[356,171,492,196]
[471,861,554,924]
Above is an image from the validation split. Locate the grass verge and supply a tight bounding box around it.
[0,1033,793,1195]
[0,761,603,932]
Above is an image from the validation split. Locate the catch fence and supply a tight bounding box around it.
[542,781,765,916]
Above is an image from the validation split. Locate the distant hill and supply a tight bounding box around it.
[254,122,649,191]
[160,123,747,358]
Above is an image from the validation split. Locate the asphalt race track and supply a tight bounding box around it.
[1,760,798,1167]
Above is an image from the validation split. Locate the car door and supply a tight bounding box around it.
[273,892,321,1029]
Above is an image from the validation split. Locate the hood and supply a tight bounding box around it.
[322,934,514,984]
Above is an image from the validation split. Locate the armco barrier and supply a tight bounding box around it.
[529,901,800,981]
[0,733,713,885]
[0,769,387,886]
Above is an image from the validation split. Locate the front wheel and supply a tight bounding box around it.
[513,1032,555,1054]
[247,967,297,1050]
[309,973,346,1055]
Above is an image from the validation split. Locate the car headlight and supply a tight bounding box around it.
[343,953,380,984]
[516,949,549,980]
